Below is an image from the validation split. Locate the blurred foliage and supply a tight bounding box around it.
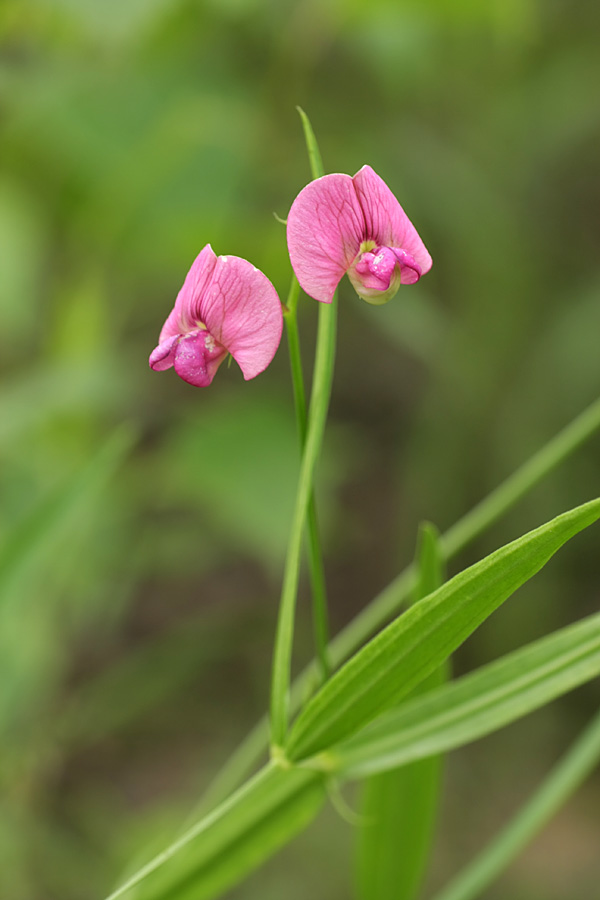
[0,0,599,898]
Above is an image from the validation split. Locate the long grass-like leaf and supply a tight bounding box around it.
[286,499,600,762]
[430,707,600,900]
[337,609,600,778]
[105,765,324,900]
[199,400,600,805]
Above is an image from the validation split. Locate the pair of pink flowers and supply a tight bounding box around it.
[149,166,432,387]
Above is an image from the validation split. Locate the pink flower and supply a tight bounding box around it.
[149,244,283,387]
[287,165,432,305]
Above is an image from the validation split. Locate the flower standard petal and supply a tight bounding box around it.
[158,244,218,342]
[352,165,432,281]
[287,173,365,303]
[198,255,283,381]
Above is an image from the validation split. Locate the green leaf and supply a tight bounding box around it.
[430,707,600,900]
[286,499,600,762]
[198,400,600,808]
[336,608,600,778]
[105,765,325,900]
[296,106,325,180]
[413,521,445,605]
[357,523,446,900]
[357,758,443,900]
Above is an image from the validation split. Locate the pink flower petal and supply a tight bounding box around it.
[198,255,283,380]
[172,331,228,387]
[287,173,365,303]
[352,166,432,281]
[349,247,404,305]
[149,334,179,371]
[390,247,422,285]
[354,247,398,291]
[159,244,218,342]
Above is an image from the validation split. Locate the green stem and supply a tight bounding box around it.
[269,107,334,748]
[305,499,331,683]
[284,277,305,434]
[206,396,600,802]
[284,276,331,684]
[270,291,338,749]
[431,708,600,900]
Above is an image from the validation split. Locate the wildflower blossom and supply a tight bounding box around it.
[149,244,282,387]
[287,165,432,305]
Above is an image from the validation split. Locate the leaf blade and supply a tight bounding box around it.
[430,707,600,900]
[105,765,325,900]
[286,499,600,762]
[296,106,325,179]
[337,609,600,778]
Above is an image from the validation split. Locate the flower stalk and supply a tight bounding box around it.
[270,111,336,749]
[284,274,331,684]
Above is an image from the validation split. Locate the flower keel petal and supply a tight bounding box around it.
[172,331,228,387]
[349,247,403,305]
[391,247,422,285]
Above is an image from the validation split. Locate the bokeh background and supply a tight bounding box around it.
[1,1,599,898]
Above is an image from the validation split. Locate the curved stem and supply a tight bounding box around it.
[284,276,331,684]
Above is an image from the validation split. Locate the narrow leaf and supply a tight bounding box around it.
[296,106,325,179]
[286,499,600,762]
[430,707,600,900]
[198,400,600,807]
[357,523,446,900]
[413,521,445,604]
[105,765,324,900]
[357,758,443,900]
[337,609,600,778]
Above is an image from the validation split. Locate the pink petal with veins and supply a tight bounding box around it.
[159,244,218,342]
[287,173,365,303]
[352,166,432,281]
[151,245,282,387]
[199,255,283,380]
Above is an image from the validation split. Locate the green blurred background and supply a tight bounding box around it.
[1,1,599,898]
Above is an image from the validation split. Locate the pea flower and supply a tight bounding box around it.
[287,165,432,305]
[149,244,283,387]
